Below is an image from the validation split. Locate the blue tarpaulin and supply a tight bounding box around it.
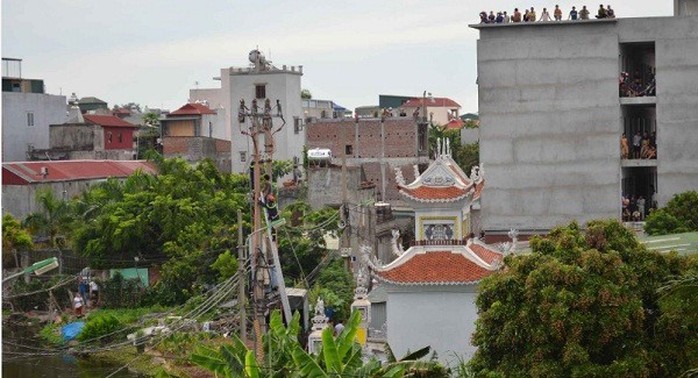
[61,321,85,342]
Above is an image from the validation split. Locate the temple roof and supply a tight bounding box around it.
[396,139,481,203]
[372,240,503,286]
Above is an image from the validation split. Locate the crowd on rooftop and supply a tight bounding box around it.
[479,4,615,24]
[621,131,657,160]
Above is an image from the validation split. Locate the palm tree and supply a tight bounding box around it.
[23,189,73,274]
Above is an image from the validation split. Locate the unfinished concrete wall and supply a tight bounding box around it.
[476,21,621,231]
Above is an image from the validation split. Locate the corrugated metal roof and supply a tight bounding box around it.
[2,160,157,184]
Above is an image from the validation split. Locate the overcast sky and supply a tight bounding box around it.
[2,1,673,113]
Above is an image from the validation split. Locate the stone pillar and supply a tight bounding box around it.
[351,268,370,346]
[307,297,328,354]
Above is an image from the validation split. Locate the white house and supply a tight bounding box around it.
[190,50,304,174]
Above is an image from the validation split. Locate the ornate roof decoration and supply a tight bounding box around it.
[371,239,503,286]
[397,138,479,203]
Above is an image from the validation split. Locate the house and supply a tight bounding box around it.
[365,139,499,366]
[76,96,108,113]
[2,58,67,162]
[160,102,231,172]
[28,114,138,161]
[469,0,698,237]
[189,50,303,174]
[2,160,157,219]
[399,97,461,127]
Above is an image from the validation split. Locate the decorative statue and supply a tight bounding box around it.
[413,164,420,180]
[250,99,259,115]
[275,99,283,117]
[264,98,272,116]
[390,229,405,256]
[394,167,405,185]
[315,297,325,317]
[238,99,248,123]
[470,166,481,182]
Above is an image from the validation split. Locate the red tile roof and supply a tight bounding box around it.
[375,251,494,285]
[473,180,485,201]
[83,114,137,128]
[2,160,157,185]
[169,103,216,116]
[400,185,469,202]
[402,97,461,108]
[470,243,502,265]
[444,119,465,130]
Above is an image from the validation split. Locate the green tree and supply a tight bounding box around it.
[428,125,479,175]
[645,191,698,235]
[2,214,33,268]
[23,189,73,273]
[469,219,697,377]
[301,89,312,100]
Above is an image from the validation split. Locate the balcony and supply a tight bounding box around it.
[410,239,470,247]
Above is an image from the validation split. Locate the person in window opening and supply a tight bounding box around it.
[539,8,552,21]
[568,6,578,20]
[554,5,563,20]
[620,133,629,159]
[641,133,651,159]
[579,5,590,20]
[637,196,646,220]
[596,4,607,18]
[632,131,642,159]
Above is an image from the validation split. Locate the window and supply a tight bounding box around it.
[345,145,353,155]
[27,112,34,127]
[240,151,247,162]
[107,132,113,143]
[118,133,123,143]
[209,121,213,137]
[194,122,201,137]
[293,117,303,134]
[255,84,266,99]
[418,124,428,153]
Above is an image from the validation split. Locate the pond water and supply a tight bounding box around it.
[2,323,145,378]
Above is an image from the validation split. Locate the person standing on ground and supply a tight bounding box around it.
[580,5,590,20]
[554,5,563,20]
[73,293,84,317]
[334,319,345,336]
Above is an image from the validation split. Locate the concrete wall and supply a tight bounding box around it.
[386,285,479,366]
[476,21,622,231]
[49,124,97,150]
[2,92,66,161]
[3,179,105,220]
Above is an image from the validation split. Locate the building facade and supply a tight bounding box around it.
[367,141,498,367]
[471,9,698,235]
[2,160,156,219]
[190,50,304,174]
[2,58,67,162]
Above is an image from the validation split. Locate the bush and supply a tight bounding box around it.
[78,312,123,342]
[645,191,698,235]
[101,272,147,309]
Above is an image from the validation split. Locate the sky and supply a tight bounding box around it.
[2,0,673,114]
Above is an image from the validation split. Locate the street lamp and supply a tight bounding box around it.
[2,257,59,284]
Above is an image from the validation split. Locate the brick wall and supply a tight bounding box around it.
[163,136,232,172]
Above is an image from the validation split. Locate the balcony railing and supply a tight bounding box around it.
[410,238,470,247]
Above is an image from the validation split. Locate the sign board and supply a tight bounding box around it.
[307,148,332,160]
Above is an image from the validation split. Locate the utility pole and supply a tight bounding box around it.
[238,96,291,357]
[237,210,247,342]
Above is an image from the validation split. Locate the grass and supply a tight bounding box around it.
[640,231,698,255]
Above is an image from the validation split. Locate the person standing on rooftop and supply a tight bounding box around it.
[512,8,522,22]
[606,5,615,18]
[569,6,578,20]
[539,8,552,21]
[554,5,563,20]
[528,7,537,21]
[580,5,590,20]
[596,4,607,18]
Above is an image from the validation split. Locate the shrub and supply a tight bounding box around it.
[78,312,123,342]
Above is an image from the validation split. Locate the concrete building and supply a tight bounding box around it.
[190,50,303,174]
[470,5,698,236]
[305,117,430,205]
[367,141,498,367]
[2,58,67,162]
[2,160,156,219]
[29,114,138,161]
[302,98,349,120]
[161,102,231,172]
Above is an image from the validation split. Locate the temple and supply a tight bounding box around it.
[364,138,505,366]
